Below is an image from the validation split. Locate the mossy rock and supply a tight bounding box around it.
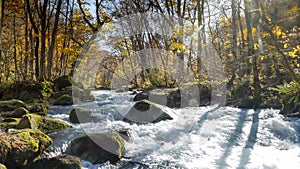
[53,75,73,91]
[1,82,53,103]
[0,100,27,112]
[0,129,52,168]
[53,94,73,106]
[0,163,6,169]
[28,102,48,116]
[1,107,30,118]
[123,100,173,124]
[69,133,125,164]
[32,154,82,169]
[51,87,95,105]
[69,108,94,124]
[16,114,71,134]
[0,118,21,130]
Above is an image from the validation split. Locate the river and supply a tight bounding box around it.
[47,90,300,169]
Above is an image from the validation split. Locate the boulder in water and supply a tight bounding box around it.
[53,94,73,105]
[32,154,82,169]
[50,86,95,105]
[16,114,71,134]
[69,133,125,164]
[69,108,95,123]
[0,129,52,168]
[0,100,27,111]
[123,100,173,124]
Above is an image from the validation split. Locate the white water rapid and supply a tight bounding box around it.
[47,90,300,169]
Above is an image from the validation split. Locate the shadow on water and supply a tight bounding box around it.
[188,105,222,133]
[237,109,260,168]
[216,109,248,169]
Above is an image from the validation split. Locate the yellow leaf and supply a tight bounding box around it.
[254,43,259,50]
[284,43,289,49]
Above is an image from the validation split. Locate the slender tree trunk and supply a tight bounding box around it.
[13,13,19,81]
[244,0,260,105]
[0,0,4,82]
[47,0,62,80]
[24,3,29,80]
[40,0,49,81]
[26,0,40,80]
[196,0,204,79]
[228,0,238,89]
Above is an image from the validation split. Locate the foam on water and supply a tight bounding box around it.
[48,90,300,169]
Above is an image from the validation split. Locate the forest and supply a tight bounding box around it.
[0,0,299,113]
[0,0,300,169]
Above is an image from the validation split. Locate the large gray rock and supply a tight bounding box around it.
[123,100,174,124]
[69,108,95,123]
[69,133,125,164]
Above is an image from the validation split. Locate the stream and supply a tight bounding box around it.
[47,90,300,169]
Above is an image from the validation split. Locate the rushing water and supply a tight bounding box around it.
[47,90,300,169]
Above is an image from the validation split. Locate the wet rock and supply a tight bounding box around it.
[133,85,210,108]
[32,154,82,169]
[0,100,27,112]
[53,94,73,106]
[2,107,30,118]
[16,114,71,134]
[69,108,94,123]
[117,129,130,142]
[50,86,95,105]
[0,118,21,130]
[123,100,173,124]
[0,129,52,168]
[53,75,72,91]
[28,102,48,116]
[69,133,125,164]
[134,90,177,107]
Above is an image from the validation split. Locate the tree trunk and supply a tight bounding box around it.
[0,0,4,82]
[244,0,260,105]
[47,0,62,80]
[39,0,49,81]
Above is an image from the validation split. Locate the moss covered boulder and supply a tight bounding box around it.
[69,108,95,124]
[123,100,174,124]
[69,133,125,164]
[0,100,27,112]
[28,102,48,116]
[16,114,71,134]
[32,154,82,169]
[0,82,53,103]
[53,75,73,91]
[0,118,21,131]
[53,94,73,106]
[1,107,30,118]
[50,85,95,105]
[0,129,52,168]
